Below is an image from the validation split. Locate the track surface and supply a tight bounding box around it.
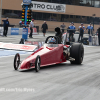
[0,33,100,100]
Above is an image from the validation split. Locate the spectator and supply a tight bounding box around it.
[67,23,71,33]
[78,23,85,42]
[41,21,48,37]
[68,22,76,42]
[86,23,94,36]
[97,25,100,45]
[19,20,22,27]
[2,17,9,37]
[29,19,34,38]
[60,23,66,33]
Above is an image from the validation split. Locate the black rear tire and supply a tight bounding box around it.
[35,56,41,72]
[70,43,84,64]
[14,53,20,70]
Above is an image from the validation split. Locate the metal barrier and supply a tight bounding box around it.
[0,27,38,35]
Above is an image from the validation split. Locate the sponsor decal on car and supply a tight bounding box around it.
[0,42,37,51]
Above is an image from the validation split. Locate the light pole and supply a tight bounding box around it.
[0,0,2,24]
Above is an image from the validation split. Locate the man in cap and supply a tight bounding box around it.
[86,23,94,42]
[78,23,85,42]
[86,23,94,36]
[60,23,66,33]
[68,22,76,42]
[2,17,9,37]
[29,19,34,38]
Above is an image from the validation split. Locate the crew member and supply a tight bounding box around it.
[2,17,9,37]
[60,23,66,33]
[19,20,22,27]
[78,23,85,42]
[29,19,34,38]
[68,22,76,42]
[97,25,100,45]
[41,21,48,37]
[86,23,94,36]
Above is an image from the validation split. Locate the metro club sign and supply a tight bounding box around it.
[32,1,66,13]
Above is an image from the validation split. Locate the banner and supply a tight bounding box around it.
[11,28,19,35]
[32,1,66,13]
[22,28,28,40]
[22,28,28,35]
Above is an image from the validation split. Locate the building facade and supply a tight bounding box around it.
[1,0,100,32]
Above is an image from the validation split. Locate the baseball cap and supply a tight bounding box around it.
[81,23,83,25]
[6,17,8,19]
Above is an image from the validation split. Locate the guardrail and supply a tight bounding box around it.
[0,27,38,35]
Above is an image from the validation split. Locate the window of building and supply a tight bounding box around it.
[70,15,73,18]
[2,9,21,19]
[2,9,100,25]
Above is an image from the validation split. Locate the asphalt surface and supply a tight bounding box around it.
[0,32,100,100]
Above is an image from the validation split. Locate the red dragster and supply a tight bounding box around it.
[14,36,84,72]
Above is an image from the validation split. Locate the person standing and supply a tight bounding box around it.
[86,23,94,42]
[41,21,48,37]
[97,25,100,45]
[86,23,94,36]
[78,23,85,42]
[2,17,9,37]
[68,22,76,42]
[60,23,66,33]
[29,19,34,38]
[19,20,22,27]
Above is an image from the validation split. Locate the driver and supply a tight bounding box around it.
[49,38,56,44]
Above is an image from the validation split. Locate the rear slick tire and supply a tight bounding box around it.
[35,56,41,72]
[70,43,84,64]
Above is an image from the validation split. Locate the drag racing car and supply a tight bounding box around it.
[14,36,84,72]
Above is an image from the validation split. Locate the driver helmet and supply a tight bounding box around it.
[49,38,56,44]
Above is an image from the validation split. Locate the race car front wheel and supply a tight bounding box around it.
[70,43,84,64]
[14,53,20,70]
[35,55,41,72]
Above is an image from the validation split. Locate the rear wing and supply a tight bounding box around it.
[0,42,37,52]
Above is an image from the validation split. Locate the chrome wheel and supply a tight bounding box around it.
[36,57,40,71]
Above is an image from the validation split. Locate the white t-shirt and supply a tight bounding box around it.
[29,21,34,28]
[19,21,22,24]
